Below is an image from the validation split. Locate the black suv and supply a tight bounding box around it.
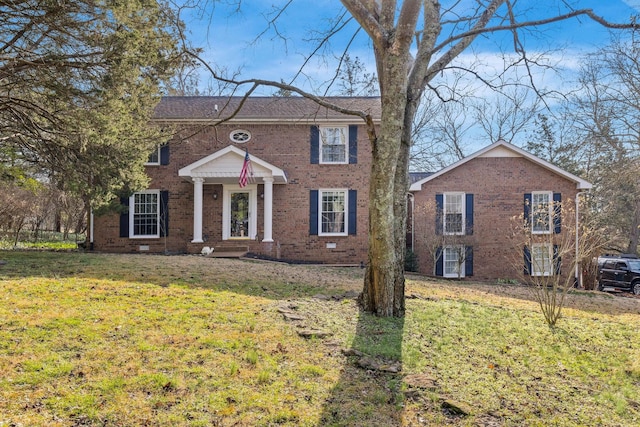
[597,254,640,295]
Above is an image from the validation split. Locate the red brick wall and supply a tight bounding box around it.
[92,123,371,265]
[410,156,579,281]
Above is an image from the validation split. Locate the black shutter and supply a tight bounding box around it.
[160,190,169,237]
[553,193,561,234]
[160,144,170,165]
[524,246,531,276]
[348,125,357,164]
[465,246,474,276]
[310,126,320,164]
[348,190,357,235]
[309,190,319,235]
[435,247,443,276]
[435,194,443,235]
[119,196,129,238]
[524,193,532,228]
[465,193,474,235]
[553,244,561,275]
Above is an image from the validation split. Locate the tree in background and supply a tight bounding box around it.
[0,0,186,225]
[568,38,640,255]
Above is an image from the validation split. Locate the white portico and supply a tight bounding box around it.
[178,145,287,243]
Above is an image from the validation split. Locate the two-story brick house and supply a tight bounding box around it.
[92,96,381,264]
[408,140,592,282]
[91,97,591,283]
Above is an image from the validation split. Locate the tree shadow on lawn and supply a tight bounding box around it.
[318,307,405,427]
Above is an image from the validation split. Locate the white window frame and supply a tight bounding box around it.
[319,126,348,164]
[443,192,465,235]
[531,191,552,234]
[531,243,553,276]
[145,146,160,166]
[319,189,348,236]
[230,129,251,143]
[129,190,160,238]
[443,245,465,278]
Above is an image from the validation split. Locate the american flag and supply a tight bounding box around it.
[239,149,253,188]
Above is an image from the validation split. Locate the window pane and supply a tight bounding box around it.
[532,244,552,276]
[230,192,249,238]
[133,193,158,236]
[532,193,550,233]
[444,247,461,276]
[147,148,159,164]
[321,128,346,163]
[321,191,346,234]
[445,194,463,234]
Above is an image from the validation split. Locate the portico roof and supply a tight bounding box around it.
[178,145,287,184]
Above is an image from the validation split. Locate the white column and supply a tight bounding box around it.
[262,177,274,242]
[192,177,204,243]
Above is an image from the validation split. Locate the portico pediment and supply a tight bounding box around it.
[178,145,287,184]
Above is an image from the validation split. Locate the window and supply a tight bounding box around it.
[320,127,347,164]
[444,246,465,278]
[531,243,553,276]
[320,190,347,235]
[130,191,160,238]
[444,193,464,235]
[531,191,552,234]
[230,129,251,143]
[146,146,160,165]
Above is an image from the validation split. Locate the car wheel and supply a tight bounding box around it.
[597,281,604,292]
[632,281,640,296]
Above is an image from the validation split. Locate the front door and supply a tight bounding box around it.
[222,186,257,240]
[230,192,249,238]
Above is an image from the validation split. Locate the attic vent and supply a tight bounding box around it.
[230,129,251,143]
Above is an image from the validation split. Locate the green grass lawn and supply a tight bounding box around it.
[0,251,639,426]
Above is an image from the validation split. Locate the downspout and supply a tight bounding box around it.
[575,192,582,288]
[90,209,94,250]
[408,193,415,252]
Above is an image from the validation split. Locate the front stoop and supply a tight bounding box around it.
[206,245,249,258]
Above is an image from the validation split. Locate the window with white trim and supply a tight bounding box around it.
[320,127,347,164]
[130,190,160,238]
[532,191,552,234]
[531,243,553,276]
[145,146,160,165]
[444,246,465,278]
[444,193,465,235]
[320,190,347,235]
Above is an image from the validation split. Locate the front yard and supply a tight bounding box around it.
[0,251,638,426]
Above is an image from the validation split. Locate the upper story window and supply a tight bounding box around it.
[444,193,465,235]
[320,189,347,235]
[320,127,347,164]
[532,191,552,234]
[230,129,251,143]
[146,146,160,165]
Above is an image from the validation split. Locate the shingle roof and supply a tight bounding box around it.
[154,96,381,123]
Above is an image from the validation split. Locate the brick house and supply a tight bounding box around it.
[92,97,591,282]
[408,140,592,282]
[92,96,381,264]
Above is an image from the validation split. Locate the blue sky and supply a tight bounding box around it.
[181,1,640,96]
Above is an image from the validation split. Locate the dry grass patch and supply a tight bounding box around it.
[1,251,639,426]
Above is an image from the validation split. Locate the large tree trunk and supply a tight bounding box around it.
[360,49,410,317]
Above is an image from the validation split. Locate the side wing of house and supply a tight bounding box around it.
[409,141,592,282]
